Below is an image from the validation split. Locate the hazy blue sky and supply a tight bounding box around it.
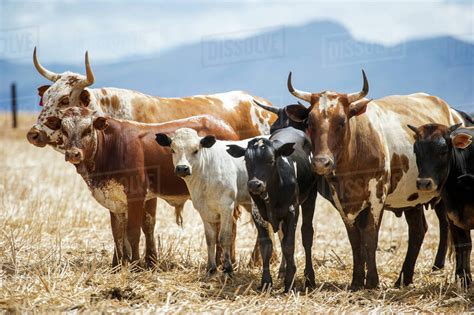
[1,0,473,64]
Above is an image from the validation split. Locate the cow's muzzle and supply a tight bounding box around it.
[65,148,84,164]
[312,155,334,175]
[175,165,191,177]
[416,177,437,192]
[248,178,266,195]
[26,127,49,147]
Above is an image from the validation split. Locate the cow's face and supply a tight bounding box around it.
[27,48,95,148]
[227,138,295,196]
[285,71,371,175]
[45,107,106,164]
[409,123,470,192]
[155,128,216,177]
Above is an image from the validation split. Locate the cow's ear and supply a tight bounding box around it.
[155,133,172,147]
[452,132,472,149]
[37,85,51,97]
[80,90,91,107]
[93,117,109,131]
[285,104,309,123]
[226,145,245,158]
[44,116,62,130]
[348,99,372,118]
[200,135,216,148]
[276,142,295,157]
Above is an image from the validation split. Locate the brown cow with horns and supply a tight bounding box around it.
[284,70,465,289]
[45,107,240,267]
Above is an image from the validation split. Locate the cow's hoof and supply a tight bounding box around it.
[349,283,364,291]
[394,277,412,289]
[305,277,316,289]
[258,281,273,292]
[457,274,472,289]
[129,261,144,273]
[223,271,234,282]
[283,286,297,294]
[145,257,157,270]
[204,267,217,279]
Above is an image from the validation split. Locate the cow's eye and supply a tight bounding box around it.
[59,97,69,106]
[193,150,198,155]
[82,127,92,137]
[335,120,345,131]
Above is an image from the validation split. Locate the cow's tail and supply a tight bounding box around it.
[447,225,455,263]
[174,204,184,227]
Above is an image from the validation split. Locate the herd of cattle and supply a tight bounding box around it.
[26,48,473,292]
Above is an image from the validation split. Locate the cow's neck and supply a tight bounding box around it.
[75,126,112,180]
[444,147,468,190]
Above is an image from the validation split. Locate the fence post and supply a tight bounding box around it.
[11,82,17,129]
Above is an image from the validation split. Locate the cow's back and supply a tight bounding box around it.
[94,89,276,139]
[366,93,464,208]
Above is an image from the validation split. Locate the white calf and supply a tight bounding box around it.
[156,128,263,277]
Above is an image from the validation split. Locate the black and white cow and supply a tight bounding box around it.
[227,127,317,292]
[409,124,474,286]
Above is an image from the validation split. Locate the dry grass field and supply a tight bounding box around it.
[0,113,473,313]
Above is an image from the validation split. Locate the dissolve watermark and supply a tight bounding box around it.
[201,27,285,67]
[0,26,39,60]
[322,33,406,67]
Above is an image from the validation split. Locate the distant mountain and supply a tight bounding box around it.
[0,20,472,113]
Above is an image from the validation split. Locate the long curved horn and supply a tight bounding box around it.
[82,51,95,87]
[33,47,60,82]
[287,72,312,103]
[347,70,369,103]
[252,99,280,114]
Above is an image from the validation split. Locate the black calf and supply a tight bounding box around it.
[410,124,474,286]
[227,127,317,292]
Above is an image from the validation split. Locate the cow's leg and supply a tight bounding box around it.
[127,199,145,268]
[219,206,235,277]
[214,210,237,267]
[395,205,427,287]
[450,221,472,287]
[250,203,273,290]
[215,222,222,266]
[358,207,383,289]
[277,227,286,279]
[202,220,218,277]
[301,190,317,288]
[110,212,127,268]
[281,205,298,293]
[433,201,448,270]
[344,221,364,290]
[231,206,240,263]
[142,198,157,269]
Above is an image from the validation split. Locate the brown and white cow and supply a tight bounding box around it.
[285,71,465,289]
[45,107,239,268]
[27,48,275,149]
[27,47,276,226]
